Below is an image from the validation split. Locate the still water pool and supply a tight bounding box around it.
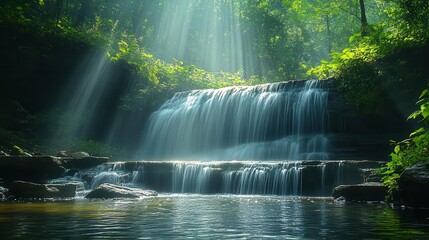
[0,195,428,239]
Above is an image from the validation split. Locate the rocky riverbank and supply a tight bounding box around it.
[0,154,109,184]
[1,154,428,207]
[0,153,161,200]
[332,162,429,208]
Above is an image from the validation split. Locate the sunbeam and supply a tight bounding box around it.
[150,0,256,74]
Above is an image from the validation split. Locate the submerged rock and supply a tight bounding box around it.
[9,180,77,198]
[332,182,387,202]
[85,183,158,199]
[397,162,429,208]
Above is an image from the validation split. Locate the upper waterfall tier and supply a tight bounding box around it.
[141,80,330,160]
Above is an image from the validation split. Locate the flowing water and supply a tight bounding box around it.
[60,160,372,197]
[1,195,429,239]
[141,80,329,160]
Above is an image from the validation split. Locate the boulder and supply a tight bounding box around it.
[332,182,387,201]
[9,180,77,198]
[0,156,66,182]
[85,183,158,199]
[397,162,429,208]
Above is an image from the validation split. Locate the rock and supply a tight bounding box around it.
[397,162,429,208]
[0,186,8,201]
[56,151,90,159]
[10,145,32,157]
[56,151,70,157]
[85,183,157,199]
[70,152,90,158]
[332,182,387,201]
[9,180,77,198]
[361,168,382,183]
[55,151,109,170]
[59,156,109,170]
[0,156,66,182]
[0,151,9,157]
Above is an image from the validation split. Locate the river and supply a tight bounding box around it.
[1,195,428,239]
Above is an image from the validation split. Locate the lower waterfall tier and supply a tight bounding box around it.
[60,160,383,197]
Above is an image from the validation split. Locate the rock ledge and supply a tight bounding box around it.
[333,182,387,201]
[9,180,77,198]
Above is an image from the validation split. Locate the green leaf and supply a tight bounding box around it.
[394,145,401,154]
[420,89,429,99]
[410,127,425,138]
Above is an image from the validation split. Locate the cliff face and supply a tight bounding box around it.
[324,79,411,160]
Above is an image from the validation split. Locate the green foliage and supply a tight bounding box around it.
[11,145,26,155]
[308,31,387,113]
[395,0,429,27]
[335,58,387,114]
[107,35,263,110]
[0,0,107,46]
[307,14,428,113]
[379,86,429,196]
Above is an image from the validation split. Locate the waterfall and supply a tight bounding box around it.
[63,160,380,196]
[74,163,129,189]
[141,80,329,160]
[221,162,302,195]
[172,163,216,193]
[49,80,385,197]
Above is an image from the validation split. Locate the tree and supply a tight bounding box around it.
[359,0,368,36]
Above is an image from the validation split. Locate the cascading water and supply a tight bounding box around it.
[141,80,329,160]
[55,80,381,197]
[65,160,380,196]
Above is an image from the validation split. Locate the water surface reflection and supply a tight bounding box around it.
[0,195,428,239]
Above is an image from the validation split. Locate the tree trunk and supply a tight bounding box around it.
[326,14,332,53]
[359,0,368,36]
